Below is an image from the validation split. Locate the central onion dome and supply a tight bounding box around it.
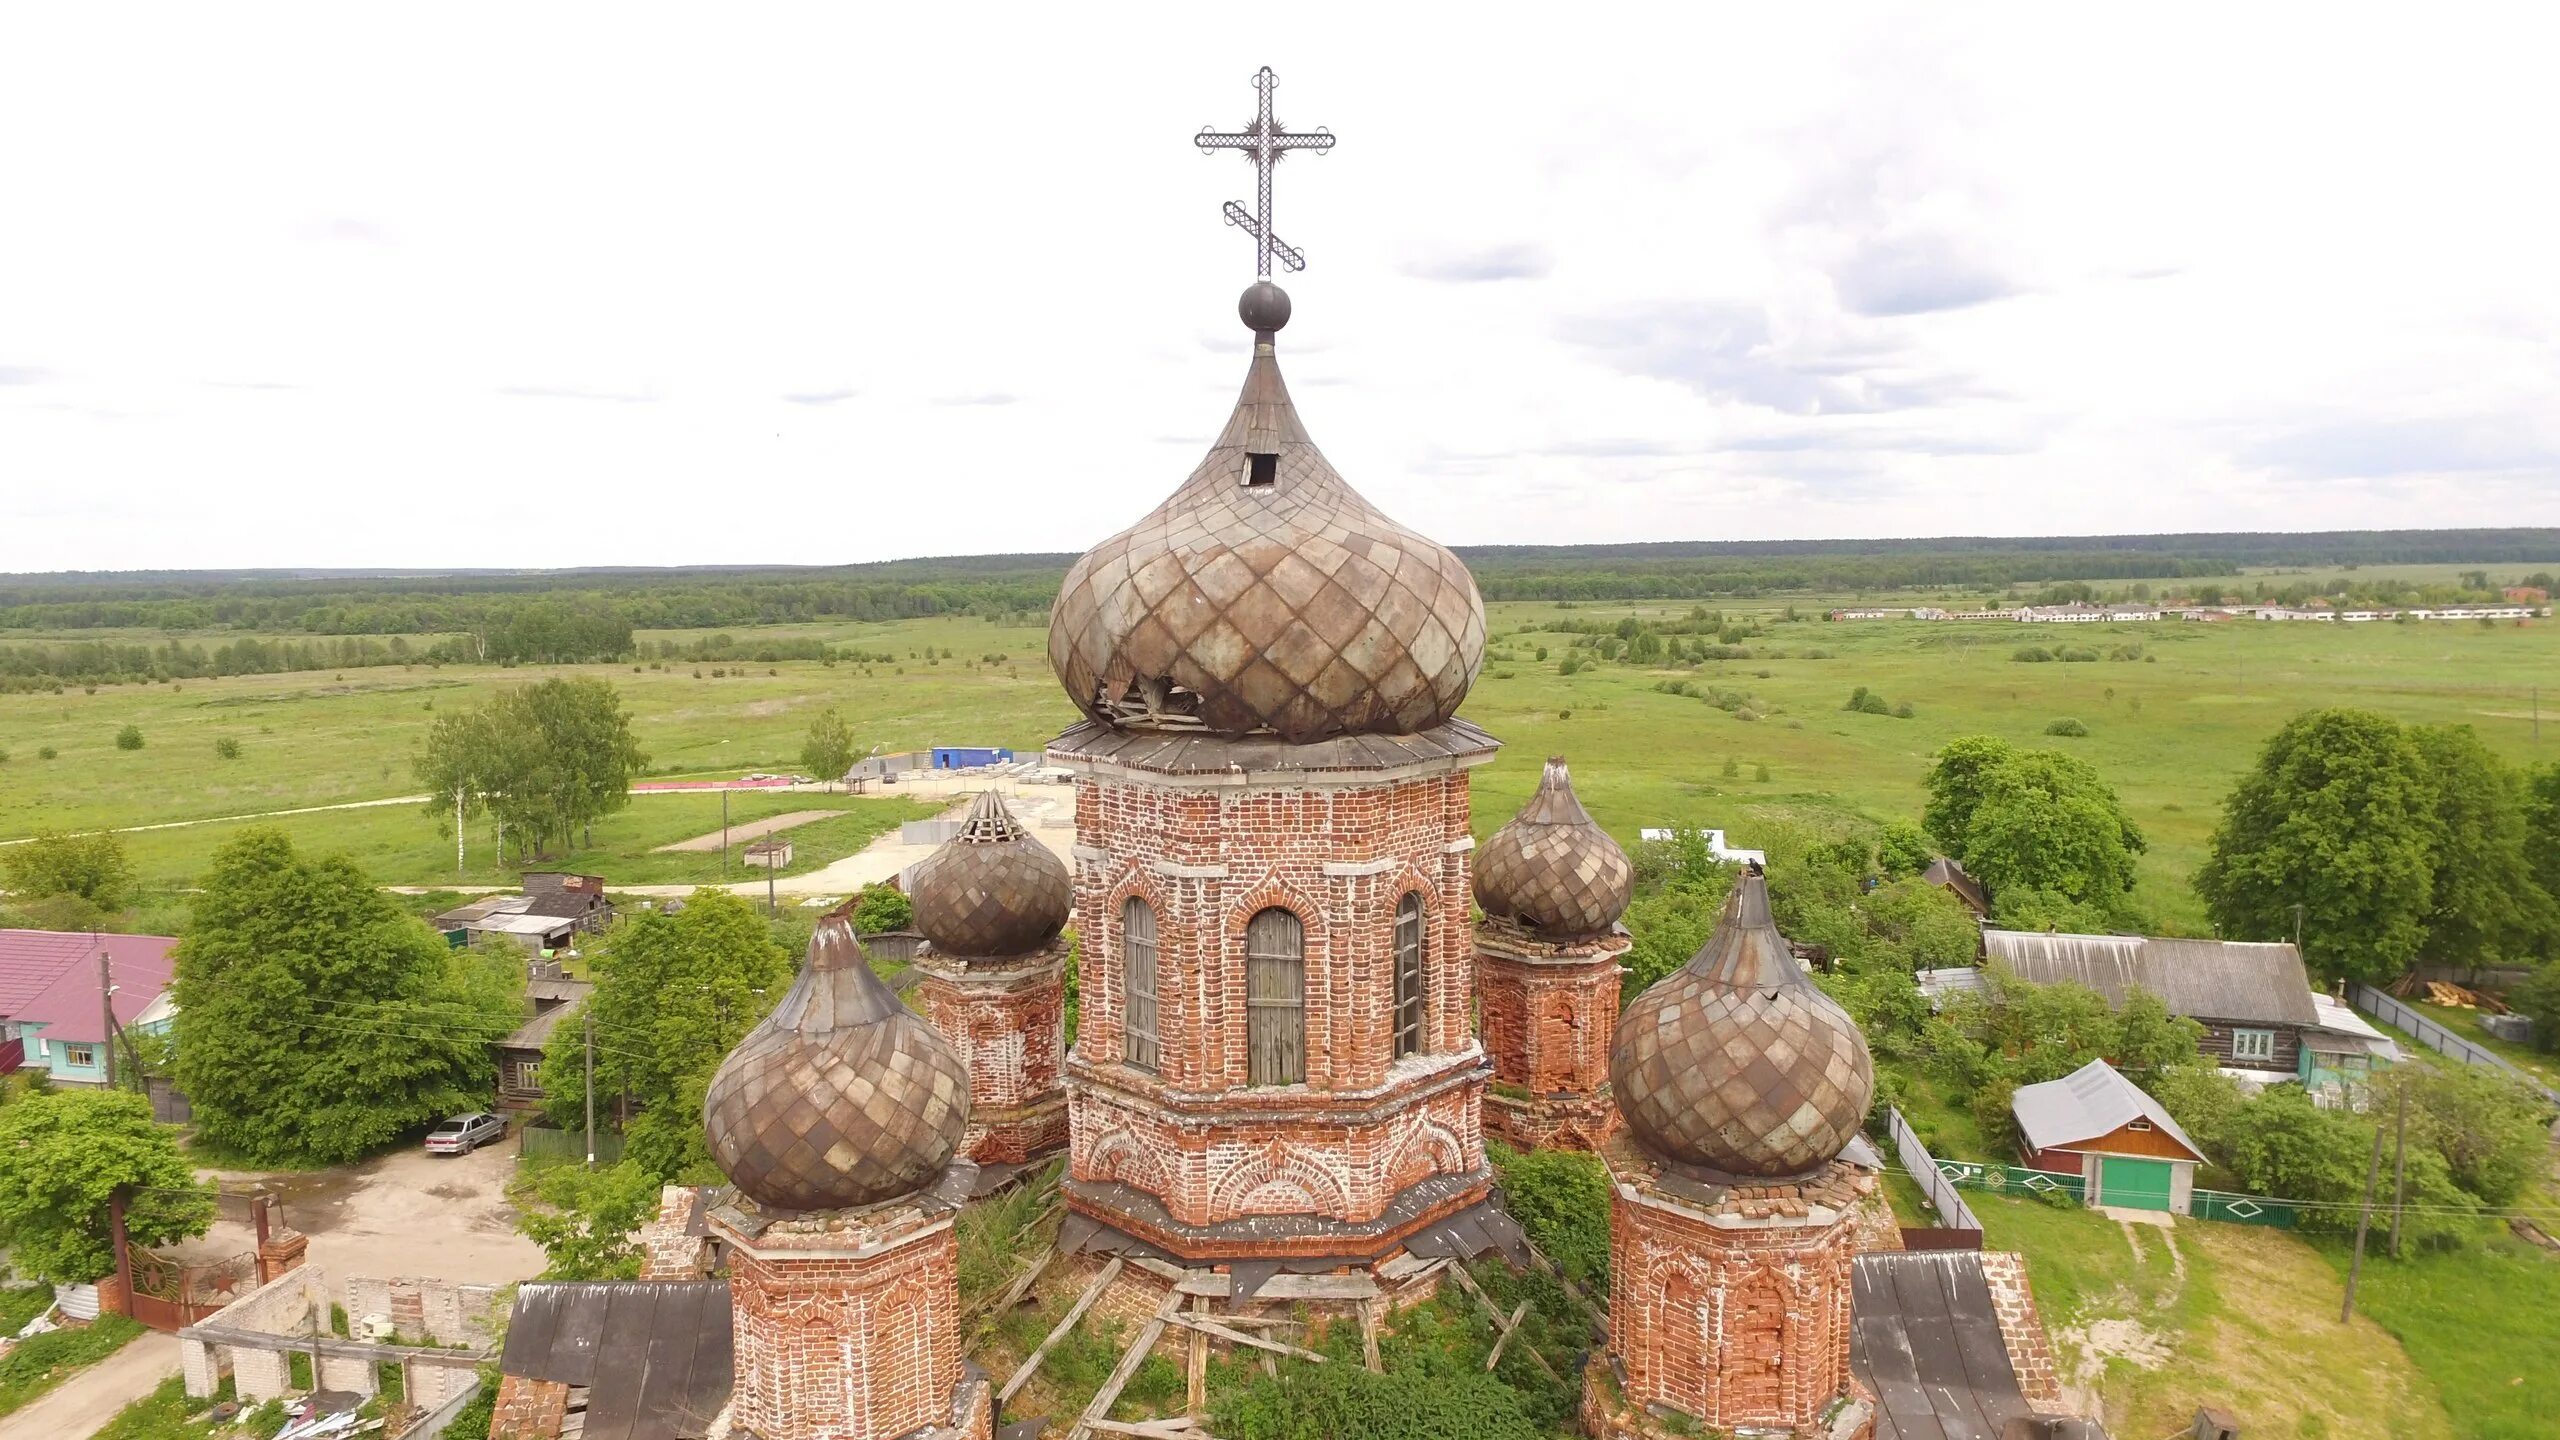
[1048,284,1487,743]
[1609,868,1875,1179]
[702,911,969,1211]
[909,790,1071,957]
[1473,756,1633,939]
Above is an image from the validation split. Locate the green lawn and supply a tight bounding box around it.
[0,1313,146,1416]
[2311,1224,2560,1440]
[2404,1000,2560,1089]
[1973,1194,2453,1439]
[104,788,939,892]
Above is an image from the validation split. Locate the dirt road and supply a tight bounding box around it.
[651,809,847,853]
[186,1138,546,1287]
[615,781,1076,902]
[10,1331,182,1440]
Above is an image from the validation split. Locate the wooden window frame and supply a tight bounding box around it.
[1121,898,1161,1073]
[1392,892,1425,1059]
[2230,1027,2277,1063]
[1245,907,1306,1087]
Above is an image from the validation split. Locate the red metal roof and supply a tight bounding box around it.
[0,931,179,1041]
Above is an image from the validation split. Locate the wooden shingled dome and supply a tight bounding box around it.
[1047,331,1487,742]
[702,912,969,1211]
[908,790,1071,958]
[1609,869,1875,1179]
[1472,756,1632,940]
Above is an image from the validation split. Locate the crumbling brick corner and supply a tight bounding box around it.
[1975,1249,2065,1408]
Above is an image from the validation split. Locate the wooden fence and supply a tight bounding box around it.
[519,1123,626,1166]
[2351,984,2560,1107]
[1884,1107,1981,1235]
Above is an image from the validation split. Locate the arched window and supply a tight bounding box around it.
[1393,893,1426,1058]
[1244,907,1305,1086]
[1121,898,1159,1072]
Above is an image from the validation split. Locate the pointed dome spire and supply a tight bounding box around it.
[1609,869,1875,1179]
[702,911,969,1211]
[1473,757,1631,940]
[908,790,1071,958]
[1047,312,1487,743]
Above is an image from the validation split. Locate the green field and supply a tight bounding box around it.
[6,605,2557,921]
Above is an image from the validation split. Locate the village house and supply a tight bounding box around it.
[0,929,179,1084]
[1920,856,1990,918]
[492,967,592,1110]
[1982,928,2391,1091]
[2013,1058,2209,1215]
[432,873,614,954]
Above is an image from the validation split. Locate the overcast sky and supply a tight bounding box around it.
[6,5,2558,573]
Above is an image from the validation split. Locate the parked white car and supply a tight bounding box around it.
[424,1112,506,1155]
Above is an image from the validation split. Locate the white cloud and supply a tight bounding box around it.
[1,4,2556,570]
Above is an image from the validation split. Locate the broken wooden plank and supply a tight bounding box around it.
[1482,1301,1530,1372]
[1164,1313,1329,1364]
[1358,1299,1381,1373]
[982,1243,1056,1321]
[1186,1294,1207,1418]
[1175,1272,1380,1301]
[1068,1289,1187,1440]
[1086,1420,1209,1439]
[1001,1257,1123,1406]
[1447,1263,1560,1383]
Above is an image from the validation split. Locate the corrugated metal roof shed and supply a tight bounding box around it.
[498,1282,732,1440]
[2010,1058,2205,1160]
[1984,929,2320,1027]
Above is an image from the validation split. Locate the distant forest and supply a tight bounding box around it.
[3,529,2556,689]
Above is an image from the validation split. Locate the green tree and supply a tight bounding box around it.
[2364,1061,2551,1206]
[542,890,788,1181]
[1875,821,1934,879]
[520,1160,659,1280]
[848,883,913,934]
[800,708,857,791]
[2525,763,2560,935]
[171,830,523,1165]
[2511,962,2560,1054]
[0,1090,215,1283]
[415,678,650,859]
[2196,709,2441,983]
[2408,725,2556,967]
[2,830,137,913]
[1937,748,2144,911]
[114,724,144,751]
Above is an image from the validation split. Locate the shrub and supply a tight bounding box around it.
[849,883,913,935]
[114,725,144,751]
[1211,1360,1546,1440]
[1753,763,1772,782]
[1843,686,1891,715]
[1891,701,1916,719]
[1722,756,1740,779]
[2512,963,2560,1053]
[2044,718,2089,737]
[214,737,242,760]
[1486,1142,1611,1287]
[2012,646,2054,663]
[2056,646,2101,662]
[36,746,55,761]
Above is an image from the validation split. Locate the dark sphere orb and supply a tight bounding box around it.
[1239,281,1292,334]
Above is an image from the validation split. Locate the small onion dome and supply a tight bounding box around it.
[1472,756,1631,940]
[909,790,1071,957]
[702,912,968,1212]
[1047,290,1486,743]
[1609,868,1875,1179]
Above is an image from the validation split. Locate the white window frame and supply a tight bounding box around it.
[2230,1027,2277,1063]
[64,1043,97,1068]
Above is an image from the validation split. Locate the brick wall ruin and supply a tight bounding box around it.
[912,941,1070,1164]
[1475,920,1626,1151]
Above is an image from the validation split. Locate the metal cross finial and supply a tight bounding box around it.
[1195,66,1335,278]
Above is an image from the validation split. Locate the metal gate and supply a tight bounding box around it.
[128,1247,256,1333]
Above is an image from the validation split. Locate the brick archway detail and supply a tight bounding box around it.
[1211,1138,1352,1219]
[1086,1122,1171,1195]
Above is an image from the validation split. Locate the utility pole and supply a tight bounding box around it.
[106,1187,134,1319]
[2341,1123,2386,1323]
[583,1009,598,1171]
[2388,1085,2410,1259]
[96,941,118,1090]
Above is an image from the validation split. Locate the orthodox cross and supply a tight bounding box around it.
[1195,66,1334,277]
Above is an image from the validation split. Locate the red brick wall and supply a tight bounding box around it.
[1476,925,1626,1151]
[1060,762,1490,1247]
[488,1375,569,1440]
[1975,1250,2064,1408]
[723,1219,963,1440]
[914,948,1069,1164]
[1605,1182,1857,1431]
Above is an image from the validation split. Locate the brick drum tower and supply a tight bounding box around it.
[699,911,992,1440]
[1583,869,1884,1440]
[1042,272,1513,1281]
[909,790,1073,1170]
[1473,756,1633,1150]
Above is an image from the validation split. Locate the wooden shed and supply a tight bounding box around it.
[2012,1059,2207,1215]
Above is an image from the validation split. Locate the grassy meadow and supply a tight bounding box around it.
[5,602,2558,920]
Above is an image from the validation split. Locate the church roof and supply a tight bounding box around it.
[1046,288,1486,744]
[1474,757,1632,940]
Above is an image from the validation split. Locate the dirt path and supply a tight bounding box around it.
[614,783,1075,902]
[10,1330,181,1439]
[0,793,431,847]
[184,1141,545,1286]
[652,809,847,853]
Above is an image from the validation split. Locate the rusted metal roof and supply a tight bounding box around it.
[1851,1252,2107,1440]
[1983,929,2320,1028]
[498,1282,732,1440]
